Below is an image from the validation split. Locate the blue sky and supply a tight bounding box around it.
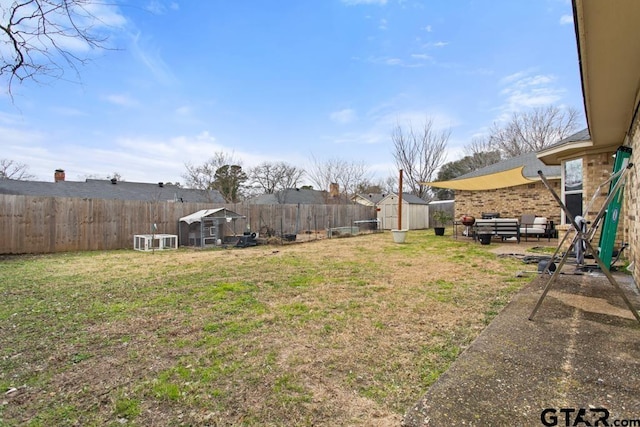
[1,0,584,187]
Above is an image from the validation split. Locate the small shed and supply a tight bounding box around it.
[179,208,245,248]
[376,193,429,230]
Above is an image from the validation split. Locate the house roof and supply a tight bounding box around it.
[541,0,640,165]
[379,193,429,205]
[179,208,244,225]
[0,178,226,203]
[353,193,387,205]
[537,128,593,165]
[424,152,561,191]
[247,188,328,205]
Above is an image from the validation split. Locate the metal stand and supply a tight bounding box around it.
[528,150,640,323]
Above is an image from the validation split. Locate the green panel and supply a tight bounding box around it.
[598,146,632,269]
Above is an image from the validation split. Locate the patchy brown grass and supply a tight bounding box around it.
[0,230,531,426]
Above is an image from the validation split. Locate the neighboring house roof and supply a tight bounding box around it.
[0,178,225,203]
[378,193,429,205]
[537,128,592,165]
[352,193,387,206]
[426,152,561,191]
[247,188,330,204]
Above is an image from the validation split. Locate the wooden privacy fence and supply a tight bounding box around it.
[0,195,377,254]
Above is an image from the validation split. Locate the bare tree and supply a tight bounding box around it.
[391,117,450,200]
[355,179,385,195]
[383,175,397,194]
[182,152,240,190]
[1,0,121,94]
[488,106,580,158]
[462,137,502,171]
[0,159,35,180]
[306,155,370,198]
[465,136,493,157]
[249,161,305,194]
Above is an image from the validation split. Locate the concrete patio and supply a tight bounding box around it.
[403,259,640,426]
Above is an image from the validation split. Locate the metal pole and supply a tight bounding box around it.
[398,169,403,230]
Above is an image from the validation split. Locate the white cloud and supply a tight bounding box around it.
[385,110,460,131]
[146,1,166,15]
[9,1,125,54]
[104,93,140,107]
[496,71,564,119]
[130,32,177,85]
[0,119,309,184]
[327,104,460,151]
[331,130,387,145]
[424,25,432,32]
[145,1,180,15]
[330,109,357,124]
[422,41,448,49]
[379,19,388,30]
[83,3,128,28]
[50,107,88,117]
[559,14,573,25]
[500,73,555,93]
[365,56,424,68]
[411,53,431,60]
[175,106,192,116]
[0,125,46,147]
[0,111,26,126]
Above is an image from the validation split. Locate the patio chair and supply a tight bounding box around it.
[519,216,549,241]
[520,213,535,229]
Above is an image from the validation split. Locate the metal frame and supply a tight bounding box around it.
[133,234,178,251]
[528,157,640,323]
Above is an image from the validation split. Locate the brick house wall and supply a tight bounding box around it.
[625,119,639,285]
[582,151,615,217]
[454,179,562,224]
[580,150,617,245]
[574,146,635,284]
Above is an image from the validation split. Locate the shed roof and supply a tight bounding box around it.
[179,208,244,225]
[0,179,225,203]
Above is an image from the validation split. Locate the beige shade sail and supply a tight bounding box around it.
[423,166,536,191]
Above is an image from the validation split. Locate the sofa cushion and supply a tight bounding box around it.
[533,217,547,226]
[520,217,547,235]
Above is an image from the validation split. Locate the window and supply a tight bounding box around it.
[563,158,583,224]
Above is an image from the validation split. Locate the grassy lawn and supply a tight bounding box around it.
[0,230,531,426]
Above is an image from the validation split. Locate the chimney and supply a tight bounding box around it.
[329,182,339,198]
[54,169,65,182]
